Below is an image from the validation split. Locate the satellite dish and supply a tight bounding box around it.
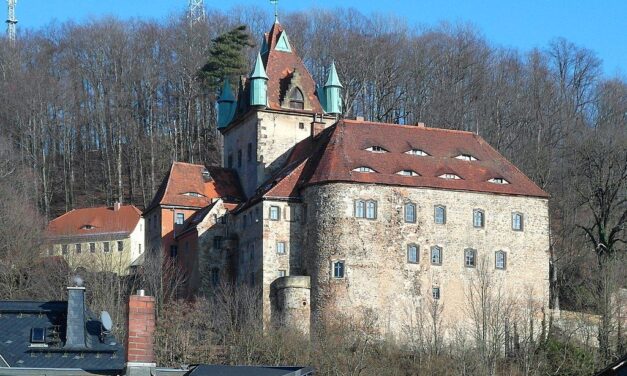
[100,311,113,332]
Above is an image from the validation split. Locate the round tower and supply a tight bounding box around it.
[270,276,311,334]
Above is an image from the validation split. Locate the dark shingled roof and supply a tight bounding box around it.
[187,365,313,376]
[0,301,124,372]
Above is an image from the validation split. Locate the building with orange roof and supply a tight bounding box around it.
[46,203,145,275]
[148,19,551,341]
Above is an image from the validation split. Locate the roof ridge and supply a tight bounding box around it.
[340,119,476,135]
[172,161,205,167]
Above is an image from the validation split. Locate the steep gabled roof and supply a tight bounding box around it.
[47,205,142,239]
[144,162,245,213]
[254,119,548,202]
[261,22,323,114]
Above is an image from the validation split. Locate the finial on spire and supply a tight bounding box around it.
[270,0,279,23]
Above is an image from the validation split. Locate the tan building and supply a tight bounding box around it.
[46,203,145,275]
[154,20,551,341]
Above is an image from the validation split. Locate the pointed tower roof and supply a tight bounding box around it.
[260,22,323,114]
[250,52,268,80]
[325,61,343,88]
[218,79,235,102]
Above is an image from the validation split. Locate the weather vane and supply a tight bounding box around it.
[270,0,279,23]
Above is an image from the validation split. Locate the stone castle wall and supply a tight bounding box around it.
[301,183,550,340]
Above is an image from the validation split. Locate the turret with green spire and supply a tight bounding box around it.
[249,52,269,107]
[323,62,342,115]
[217,79,236,128]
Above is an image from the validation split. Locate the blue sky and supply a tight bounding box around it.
[7,0,626,77]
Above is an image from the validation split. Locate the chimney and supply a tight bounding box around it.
[354,116,365,121]
[126,290,156,376]
[65,286,87,349]
[415,122,426,128]
[310,114,326,138]
[114,202,122,211]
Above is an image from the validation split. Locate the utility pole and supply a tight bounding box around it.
[6,0,17,43]
[188,0,205,26]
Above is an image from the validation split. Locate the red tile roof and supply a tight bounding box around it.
[258,119,548,201]
[145,162,244,213]
[261,22,323,114]
[47,205,142,238]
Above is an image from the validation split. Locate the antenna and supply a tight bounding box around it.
[270,0,279,23]
[6,0,17,43]
[188,0,205,26]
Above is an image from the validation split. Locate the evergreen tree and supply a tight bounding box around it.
[197,25,254,92]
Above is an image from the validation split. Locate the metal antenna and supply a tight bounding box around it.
[270,0,279,23]
[6,0,17,43]
[188,0,205,25]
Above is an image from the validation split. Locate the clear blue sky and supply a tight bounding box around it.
[6,0,626,77]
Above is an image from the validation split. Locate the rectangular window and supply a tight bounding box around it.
[237,150,242,168]
[75,244,81,254]
[473,209,484,228]
[170,245,178,258]
[213,236,223,249]
[211,268,220,287]
[299,122,305,129]
[117,241,124,252]
[366,200,377,219]
[405,203,416,223]
[175,213,185,225]
[269,206,280,221]
[103,242,110,253]
[333,261,345,278]
[464,248,476,267]
[247,143,252,162]
[407,244,419,263]
[512,213,523,231]
[354,200,365,218]
[431,246,442,265]
[278,270,287,278]
[434,205,446,224]
[276,241,286,254]
[432,287,441,300]
[228,154,233,168]
[90,243,95,253]
[62,244,68,255]
[495,251,506,269]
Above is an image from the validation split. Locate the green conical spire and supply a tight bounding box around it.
[324,61,343,88]
[249,52,268,107]
[217,79,236,128]
[250,52,268,79]
[323,62,342,115]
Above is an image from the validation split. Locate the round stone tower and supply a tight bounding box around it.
[270,276,311,334]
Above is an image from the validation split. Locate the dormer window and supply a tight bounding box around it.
[365,146,388,153]
[406,149,429,156]
[288,88,304,110]
[353,166,376,173]
[81,225,95,230]
[488,178,509,184]
[439,173,461,180]
[455,154,478,161]
[182,192,205,197]
[396,170,419,177]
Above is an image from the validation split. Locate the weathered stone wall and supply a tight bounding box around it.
[302,183,550,340]
[270,276,311,334]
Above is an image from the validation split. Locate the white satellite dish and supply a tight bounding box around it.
[100,311,113,332]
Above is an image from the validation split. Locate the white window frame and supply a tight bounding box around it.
[276,241,286,255]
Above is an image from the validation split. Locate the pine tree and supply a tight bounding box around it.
[197,25,254,91]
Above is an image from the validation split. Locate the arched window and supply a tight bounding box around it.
[366,200,377,219]
[288,88,304,109]
[473,209,485,228]
[333,260,345,278]
[354,200,365,218]
[407,244,419,263]
[404,203,416,223]
[434,205,446,224]
[431,245,443,265]
[512,212,524,231]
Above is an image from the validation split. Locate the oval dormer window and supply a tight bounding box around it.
[182,192,205,198]
[289,88,304,110]
[439,173,461,180]
[406,149,429,156]
[488,177,509,184]
[396,170,420,176]
[81,225,95,230]
[353,166,376,173]
[455,154,478,161]
[365,146,388,153]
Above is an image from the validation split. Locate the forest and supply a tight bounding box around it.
[0,5,625,375]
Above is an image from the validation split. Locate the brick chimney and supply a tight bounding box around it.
[126,290,155,376]
[310,114,326,138]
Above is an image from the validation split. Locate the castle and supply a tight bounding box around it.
[144,20,550,339]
